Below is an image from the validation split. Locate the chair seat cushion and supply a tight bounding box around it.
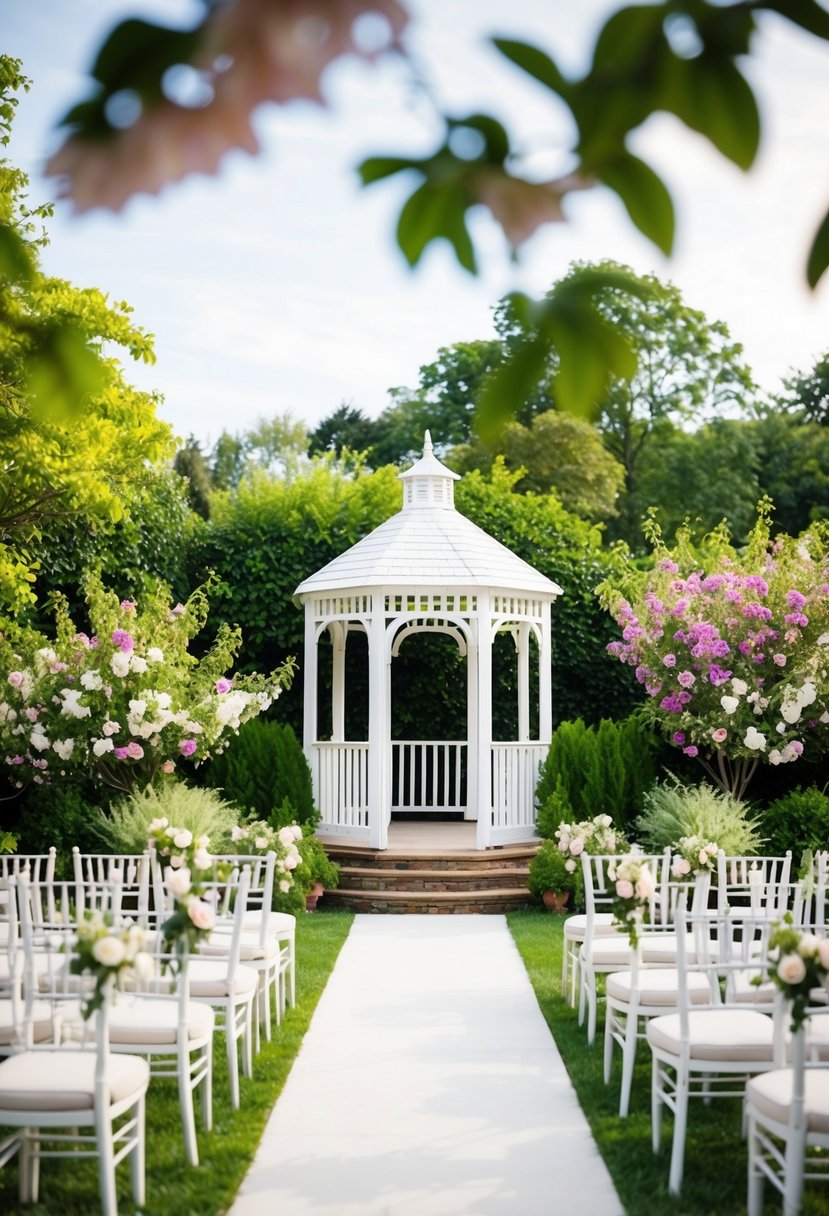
[639,932,698,964]
[0,1000,56,1046]
[200,931,279,963]
[748,1069,829,1133]
[0,1050,149,1112]
[582,937,633,966]
[647,1009,775,1062]
[187,960,258,999]
[606,969,711,1007]
[563,913,617,942]
[108,997,215,1046]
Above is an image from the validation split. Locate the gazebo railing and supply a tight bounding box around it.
[312,742,370,837]
[391,741,467,814]
[490,742,547,839]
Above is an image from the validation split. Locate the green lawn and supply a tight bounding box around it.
[0,909,353,1216]
[508,908,829,1216]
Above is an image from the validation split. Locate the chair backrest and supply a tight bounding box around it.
[209,852,275,947]
[25,875,125,931]
[0,848,57,885]
[580,848,670,943]
[716,852,792,914]
[72,849,151,926]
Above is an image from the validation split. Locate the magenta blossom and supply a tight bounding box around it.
[111,629,134,653]
[126,741,144,759]
[682,745,699,757]
[215,677,232,694]
[672,731,686,746]
[119,599,136,614]
[113,747,129,760]
[179,738,197,757]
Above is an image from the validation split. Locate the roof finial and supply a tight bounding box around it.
[423,430,433,456]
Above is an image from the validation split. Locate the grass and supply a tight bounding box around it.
[508,908,829,1216]
[0,908,353,1216]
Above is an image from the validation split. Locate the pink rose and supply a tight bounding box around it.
[569,837,584,857]
[180,738,197,757]
[215,677,232,694]
[711,728,728,744]
[113,746,129,760]
[126,741,144,759]
[616,879,634,900]
[777,954,807,985]
[161,759,175,773]
[187,899,215,931]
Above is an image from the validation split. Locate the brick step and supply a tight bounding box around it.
[324,886,534,914]
[322,844,540,872]
[338,865,531,893]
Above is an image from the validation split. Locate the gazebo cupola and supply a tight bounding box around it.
[294,433,562,850]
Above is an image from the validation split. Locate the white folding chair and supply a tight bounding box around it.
[646,893,781,1195]
[72,849,152,928]
[603,870,712,1116]
[747,996,829,1215]
[0,877,149,1215]
[0,850,57,933]
[578,849,669,1046]
[717,852,793,916]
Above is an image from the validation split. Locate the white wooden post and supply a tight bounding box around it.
[465,614,478,822]
[330,622,346,742]
[475,595,493,850]
[367,605,389,849]
[539,600,553,743]
[302,603,318,755]
[517,621,530,742]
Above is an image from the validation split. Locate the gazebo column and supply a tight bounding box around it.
[465,617,478,821]
[475,596,493,850]
[302,604,318,753]
[329,622,346,742]
[539,601,553,742]
[367,607,390,850]
[517,622,531,742]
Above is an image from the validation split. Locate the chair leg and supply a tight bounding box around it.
[288,950,296,1008]
[783,1124,807,1216]
[178,1053,199,1166]
[668,1066,690,1195]
[651,1056,663,1153]
[130,1094,146,1207]
[603,1003,615,1085]
[201,1039,214,1132]
[96,1109,118,1216]
[226,1009,241,1109]
[242,1000,254,1079]
[746,1117,764,1216]
[569,947,580,1008]
[561,937,569,997]
[587,975,599,1046]
[619,1009,639,1118]
[19,1128,36,1204]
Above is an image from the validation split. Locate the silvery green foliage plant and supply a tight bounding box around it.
[636,775,763,857]
[104,782,241,855]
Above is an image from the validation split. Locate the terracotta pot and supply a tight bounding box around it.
[542,889,571,912]
[305,881,324,912]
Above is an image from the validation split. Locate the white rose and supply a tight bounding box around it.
[277,826,296,849]
[52,738,75,760]
[279,879,291,893]
[291,824,303,840]
[192,848,212,871]
[92,935,127,968]
[129,699,147,719]
[165,866,192,897]
[147,817,168,831]
[672,857,692,877]
[231,825,248,842]
[146,647,164,663]
[92,737,115,757]
[777,953,807,985]
[80,670,103,691]
[720,695,739,714]
[798,933,819,958]
[110,652,130,678]
[731,678,748,696]
[744,726,767,751]
[129,655,148,674]
[132,951,155,981]
[173,830,193,848]
[30,731,50,751]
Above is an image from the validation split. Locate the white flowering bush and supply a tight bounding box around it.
[555,813,627,874]
[761,915,829,1031]
[147,818,225,955]
[230,819,302,895]
[600,506,829,797]
[0,571,295,791]
[670,834,719,877]
[71,912,154,1018]
[607,852,656,947]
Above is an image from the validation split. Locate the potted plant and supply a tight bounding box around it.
[297,836,340,911]
[527,840,578,912]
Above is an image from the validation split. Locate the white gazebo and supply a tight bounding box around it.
[294,433,562,850]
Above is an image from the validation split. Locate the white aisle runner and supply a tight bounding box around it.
[230,915,623,1216]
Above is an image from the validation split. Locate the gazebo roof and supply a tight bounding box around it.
[295,433,563,600]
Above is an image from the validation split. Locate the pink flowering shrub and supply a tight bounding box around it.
[0,571,294,791]
[599,507,829,796]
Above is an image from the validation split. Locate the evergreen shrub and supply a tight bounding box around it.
[762,786,829,858]
[204,719,318,828]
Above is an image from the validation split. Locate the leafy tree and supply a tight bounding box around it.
[634,418,761,544]
[308,403,378,460]
[203,718,317,827]
[0,57,173,614]
[750,411,829,535]
[245,411,308,474]
[174,436,214,519]
[779,350,829,426]
[449,409,624,522]
[210,430,248,492]
[44,3,829,386]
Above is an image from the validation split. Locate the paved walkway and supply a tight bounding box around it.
[230,915,623,1216]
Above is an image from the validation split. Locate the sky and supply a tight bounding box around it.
[4,0,829,451]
